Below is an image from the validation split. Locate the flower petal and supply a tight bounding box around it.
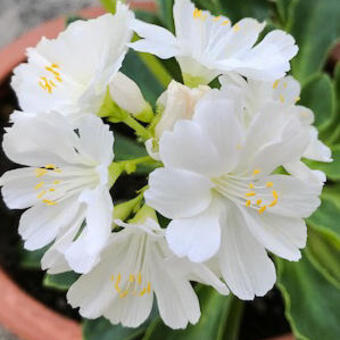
[145,167,213,219]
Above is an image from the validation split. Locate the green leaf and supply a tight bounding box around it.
[275,0,295,26]
[100,0,116,14]
[143,286,243,340]
[276,254,340,340]
[287,0,340,82]
[43,272,79,291]
[304,145,340,181]
[299,73,335,132]
[121,50,165,105]
[155,0,175,32]
[219,0,270,22]
[327,63,340,144]
[20,246,47,269]
[307,193,340,240]
[83,317,148,340]
[306,227,340,289]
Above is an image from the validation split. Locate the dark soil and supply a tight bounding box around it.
[0,76,290,339]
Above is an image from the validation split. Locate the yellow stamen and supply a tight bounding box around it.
[51,63,60,68]
[37,190,47,199]
[140,288,147,296]
[249,183,255,189]
[232,23,240,31]
[221,19,230,26]
[273,80,280,89]
[266,182,274,187]
[246,200,251,207]
[53,180,61,185]
[111,275,114,282]
[256,199,262,205]
[193,8,202,18]
[35,168,48,177]
[253,169,261,176]
[268,190,278,207]
[294,96,301,103]
[279,94,285,103]
[119,291,129,298]
[272,190,278,199]
[49,188,55,192]
[34,182,44,190]
[138,272,142,285]
[45,164,56,169]
[45,66,60,76]
[147,282,151,293]
[258,205,267,214]
[129,274,135,282]
[115,273,121,293]
[213,16,221,21]
[245,192,256,197]
[42,199,57,206]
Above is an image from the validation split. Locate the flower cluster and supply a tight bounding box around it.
[0,0,331,330]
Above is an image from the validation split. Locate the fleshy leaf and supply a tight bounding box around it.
[43,272,80,291]
[287,0,340,82]
[276,254,340,340]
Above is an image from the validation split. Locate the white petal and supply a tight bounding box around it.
[19,196,81,250]
[65,186,113,274]
[129,20,178,59]
[303,127,333,162]
[145,167,213,219]
[284,160,326,184]
[166,199,223,262]
[159,119,224,177]
[218,201,276,300]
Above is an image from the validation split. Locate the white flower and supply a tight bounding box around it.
[109,72,152,121]
[145,93,323,299]
[146,80,210,159]
[67,208,228,329]
[0,112,114,274]
[11,3,134,121]
[219,74,332,183]
[130,0,298,86]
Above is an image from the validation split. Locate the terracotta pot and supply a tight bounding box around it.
[0,3,294,340]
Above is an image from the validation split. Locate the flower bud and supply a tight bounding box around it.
[155,80,210,139]
[109,72,153,122]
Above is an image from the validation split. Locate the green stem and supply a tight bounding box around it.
[120,115,152,141]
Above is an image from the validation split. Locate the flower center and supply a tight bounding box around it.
[212,170,279,215]
[111,272,151,299]
[38,63,62,94]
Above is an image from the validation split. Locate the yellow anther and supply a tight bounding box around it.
[42,199,57,206]
[55,76,62,82]
[213,16,221,21]
[258,205,267,214]
[256,199,262,205]
[249,183,255,189]
[49,80,56,87]
[232,23,240,32]
[138,272,142,285]
[129,274,135,282]
[221,19,230,26]
[35,168,48,177]
[115,273,121,293]
[37,190,47,199]
[272,190,278,199]
[266,182,274,188]
[45,66,60,76]
[53,180,61,185]
[253,169,261,176]
[193,8,202,18]
[110,275,114,281]
[294,96,301,103]
[140,288,147,296]
[45,164,56,169]
[279,94,285,103]
[51,63,60,68]
[119,291,129,298]
[245,200,251,207]
[245,192,256,197]
[34,182,44,190]
[273,80,280,89]
[268,190,278,207]
[147,282,151,293]
[49,188,55,192]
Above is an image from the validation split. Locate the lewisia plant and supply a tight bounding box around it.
[1,0,339,338]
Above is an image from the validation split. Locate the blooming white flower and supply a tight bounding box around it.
[130,0,298,86]
[145,93,323,299]
[0,112,114,274]
[11,2,134,121]
[146,80,210,159]
[109,72,152,122]
[67,207,228,329]
[219,74,332,183]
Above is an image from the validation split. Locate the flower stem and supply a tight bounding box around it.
[121,115,152,141]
